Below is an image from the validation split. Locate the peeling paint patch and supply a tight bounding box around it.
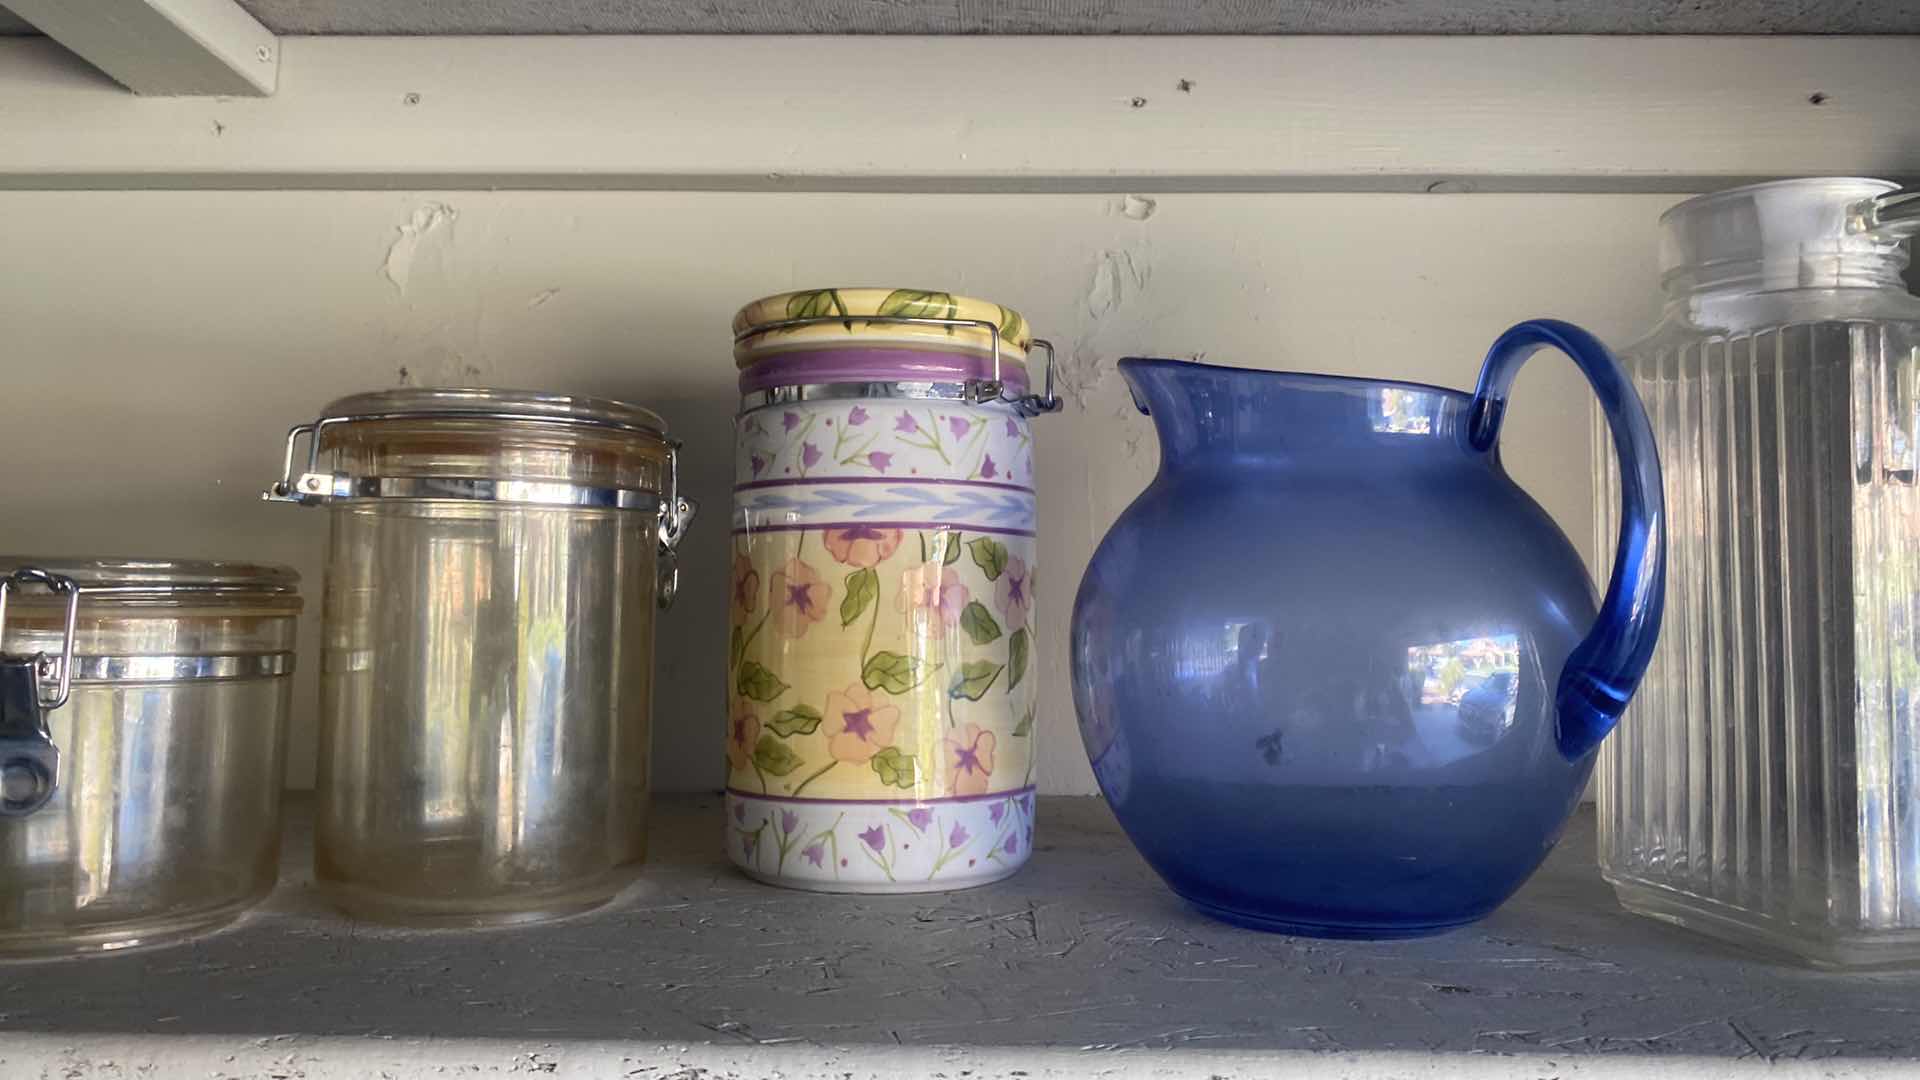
[382,202,458,294]
[1121,195,1157,222]
[1087,250,1148,318]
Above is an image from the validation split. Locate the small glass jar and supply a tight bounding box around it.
[265,388,694,926]
[725,288,1057,892]
[0,558,301,959]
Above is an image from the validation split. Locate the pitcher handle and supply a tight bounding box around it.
[1467,319,1665,761]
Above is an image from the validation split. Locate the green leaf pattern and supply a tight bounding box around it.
[967,537,1009,581]
[841,567,878,627]
[752,733,804,776]
[875,289,958,324]
[769,704,824,737]
[862,650,921,695]
[960,600,1003,646]
[950,660,1004,701]
[871,747,917,788]
[737,660,789,703]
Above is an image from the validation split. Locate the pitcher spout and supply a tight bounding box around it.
[1118,356,1473,470]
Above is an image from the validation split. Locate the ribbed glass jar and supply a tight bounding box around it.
[1595,179,1920,966]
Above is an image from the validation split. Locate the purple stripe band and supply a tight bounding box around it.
[733,521,1035,537]
[734,476,1035,495]
[726,784,1038,808]
[739,345,1031,396]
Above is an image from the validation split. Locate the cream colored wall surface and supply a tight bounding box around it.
[0,191,1669,794]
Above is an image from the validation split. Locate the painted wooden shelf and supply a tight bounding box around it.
[5,35,1919,190]
[4,796,1918,1078]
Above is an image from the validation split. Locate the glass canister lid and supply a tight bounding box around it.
[0,557,299,607]
[315,387,668,438]
[1,558,301,817]
[732,287,1057,414]
[265,386,683,510]
[264,387,696,603]
[1658,178,1919,289]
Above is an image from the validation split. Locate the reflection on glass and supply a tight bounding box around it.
[1405,634,1520,748]
[1370,388,1438,435]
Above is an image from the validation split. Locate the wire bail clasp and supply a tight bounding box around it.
[656,440,698,611]
[734,315,1063,417]
[0,568,80,818]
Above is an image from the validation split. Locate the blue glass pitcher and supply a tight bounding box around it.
[1070,320,1664,938]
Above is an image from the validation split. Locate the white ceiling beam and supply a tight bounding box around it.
[0,35,1916,189]
[5,0,278,96]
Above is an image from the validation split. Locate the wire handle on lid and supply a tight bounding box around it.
[735,314,1062,417]
[261,409,696,610]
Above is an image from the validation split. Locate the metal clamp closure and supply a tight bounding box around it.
[0,568,79,818]
[278,475,665,510]
[262,408,667,505]
[265,417,698,612]
[656,439,697,610]
[735,315,1062,417]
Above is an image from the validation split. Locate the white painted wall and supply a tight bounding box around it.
[0,190,1670,794]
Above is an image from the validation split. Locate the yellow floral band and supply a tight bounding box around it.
[727,525,1037,803]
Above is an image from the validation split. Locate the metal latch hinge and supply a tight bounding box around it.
[0,569,79,819]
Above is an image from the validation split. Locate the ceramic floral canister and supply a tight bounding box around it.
[726,287,1059,892]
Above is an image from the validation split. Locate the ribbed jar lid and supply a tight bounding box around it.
[319,387,668,438]
[1658,177,1906,282]
[732,287,1034,395]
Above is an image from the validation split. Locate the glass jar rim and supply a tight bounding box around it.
[1657,177,1898,228]
[318,387,668,439]
[0,557,300,603]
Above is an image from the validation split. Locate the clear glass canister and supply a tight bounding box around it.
[0,559,300,958]
[726,288,1058,892]
[265,388,695,926]
[1595,179,1920,966]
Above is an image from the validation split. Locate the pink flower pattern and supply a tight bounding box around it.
[943,723,997,796]
[730,554,761,617]
[823,684,901,764]
[769,558,832,638]
[822,525,904,569]
[995,555,1034,629]
[897,563,972,640]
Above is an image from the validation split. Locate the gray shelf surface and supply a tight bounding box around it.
[5,796,1920,1079]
